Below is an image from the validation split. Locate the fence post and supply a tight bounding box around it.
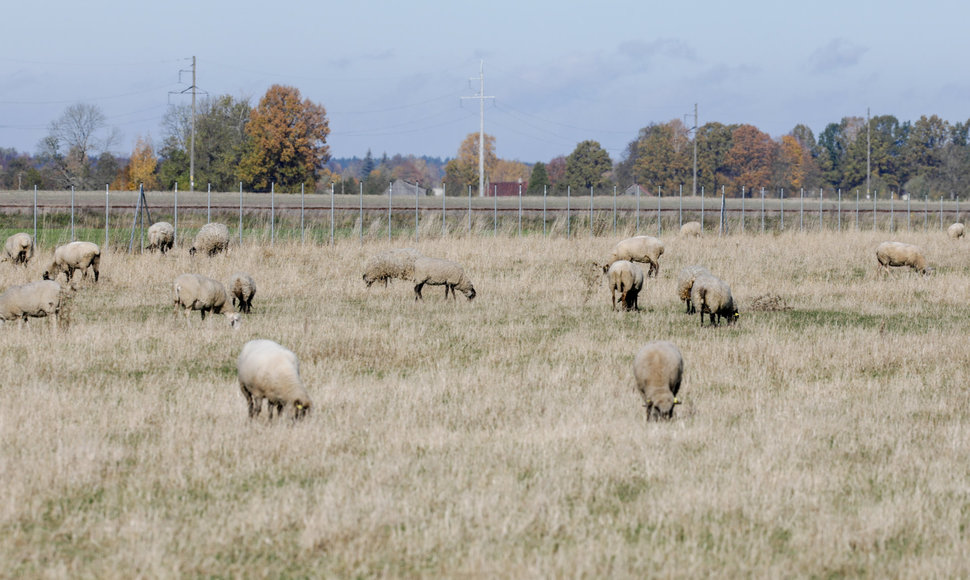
[174,183,180,247]
[740,186,745,234]
[360,182,364,241]
[679,184,683,229]
[520,183,524,237]
[924,195,928,230]
[760,187,765,233]
[907,194,911,230]
[388,182,393,241]
[780,188,785,231]
[800,188,804,231]
[855,190,859,230]
[468,185,472,235]
[613,185,617,236]
[33,185,37,245]
[238,182,243,246]
[700,186,704,230]
[331,182,336,246]
[890,192,895,232]
[71,186,75,241]
[493,185,497,236]
[873,191,878,230]
[207,183,211,222]
[442,183,447,238]
[635,184,640,232]
[657,186,662,237]
[838,189,842,231]
[818,188,823,231]
[301,183,305,244]
[543,185,547,236]
[589,185,594,238]
[414,181,419,241]
[105,185,110,250]
[566,186,571,238]
[720,188,726,236]
[270,182,275,245]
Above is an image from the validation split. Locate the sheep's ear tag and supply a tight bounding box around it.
[296,403,303,409]
[673,398,681,405]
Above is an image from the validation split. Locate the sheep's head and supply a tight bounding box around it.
[728,310,740,324]
[645,394,680,421]
[462,285,476,300]
[227,313,241,329]
[362,273,376,287]
[188,246,197,256]
[293,400,311,420]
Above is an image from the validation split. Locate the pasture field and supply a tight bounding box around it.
[1,227,969,577]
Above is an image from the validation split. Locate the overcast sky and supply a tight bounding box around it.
[2,1,966,165]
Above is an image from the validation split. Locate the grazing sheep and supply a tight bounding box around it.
[676,265,712,314]
[173,273,241,328]
[2,233,34,266]
[947,223,965,239]
[237,339,312,421]
[363,248,424,287]
[680,221,702,236]
[147,221,175,253]
[601,235,664,277]
[0,280,61,329]
[633,341,683,421]
[189,223,230,257]
[228,271,257,314]
[43,241,100,283]
[412,257,476,301]
[690,274,738,327]
[875,241,932,276]
[606,260,644,311]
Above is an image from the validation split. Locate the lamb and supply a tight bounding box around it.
[147,221,175,253]
[690,274,738,327]
[189,223,230,257]
[237,339,312,421]
[412,256,476,301]
[633,341,683,421]
[362,248,424,287]
[2,233,34,266]
[947,223,965,239]
[875,241,932,276]
[606,260,644,311]
[173,273,241,328]
[600,235,664,277]
[42,241,100,283]
[680,221,702,236]
[0,280,62,329]
[676,265,712,314]
[228,271,256,314]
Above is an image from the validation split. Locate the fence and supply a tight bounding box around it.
[0,185,965,250]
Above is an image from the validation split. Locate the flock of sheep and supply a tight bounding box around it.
[0,215,962,425]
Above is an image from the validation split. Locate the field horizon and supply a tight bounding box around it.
[1,227,968,577]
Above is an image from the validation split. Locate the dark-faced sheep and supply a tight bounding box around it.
[173,273,240,328]
[2,233,34,266]
[875,241,932,276]
[0,280,62,329]
[677,265,712,314]
[412,257,476,301]
[229,271,256,314]
[43,241,100,283]
[189,223,230,257]
[600,235,664,277]
[237,339,312,421]
[147,221,175,253]
[690,274,738,327]
[606,260,644,311]
[634,341,683,421]
[363,248,424,287]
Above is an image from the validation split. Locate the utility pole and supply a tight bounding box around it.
[461,60,494,197]
[692,103,698,197]
[173,57,201,191]
[866,107,871,201]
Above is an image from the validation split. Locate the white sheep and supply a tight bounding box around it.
[189,223,230,257]
[0,280,62,329]
[676,265,712,314]
[601,235,664,277]
[875,241,932,276]
[690,274,738,327]
[228,271,256,314]
[633,341,683,421]
[2,233,34,266]
[43,241,101,283]
[606,260,644,311]
[412,257,476,301]
[362,248,424,287]
[173,273,240,328]
[237,339,312,420]
[947,223,965,239]
[147,221,175,253]
[680,221,702,236]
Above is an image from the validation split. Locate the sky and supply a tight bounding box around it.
[2,0,968,165]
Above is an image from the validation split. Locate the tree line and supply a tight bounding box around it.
[1,83,968,200]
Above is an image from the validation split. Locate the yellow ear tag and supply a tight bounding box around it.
[673,398,680,404]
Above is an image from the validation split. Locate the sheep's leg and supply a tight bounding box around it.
[414,282,424,301]
[611,289,618,311]
[200,308,207,321]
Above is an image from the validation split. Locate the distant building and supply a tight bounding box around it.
[485,181,528,197]
[388,179,426,196]
[622,184,654,197]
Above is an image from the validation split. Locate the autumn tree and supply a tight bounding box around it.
[492,159,530,183]
[694,122,735,195]
[39,103,120,189]
[723,125,776,195]
[631,121,691,194]
[563,140,612,191]
[546,156,567,193]
[527,162,549,195]
[237,85,330,192]
[117,136,160,190]
[443,132,496,195]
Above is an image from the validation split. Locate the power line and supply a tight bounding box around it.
[460,60,493,197]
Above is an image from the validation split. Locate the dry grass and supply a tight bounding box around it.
[1,229,969,578]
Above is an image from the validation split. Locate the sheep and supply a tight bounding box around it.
[633,341,683,421]
[189,223,230,257]
[362,248,424,288]
[947,223,965,239]
[237,339,312,421]
[875,241,932,276]
[606,260,644,311]
[0,280,62,329]
[173,273,241,328]
[680,221,702,236]
[2,233,34,266]
[43,241,100,283]
[676,265,712,314]
[412,256,476,301]
[228,271,257,314]
[600,235,664,277]
[147,221,175,253]
[690,274,738,327]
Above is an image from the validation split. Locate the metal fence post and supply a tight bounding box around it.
[657,187,662,237]
[270,182,275,245]
[740,186,745,234]
[238,182,243,246]
[207,183,211,222]
[71,186,75,241]
[301,183,306,244]
[613,185,617,236]
[493,185,497,236]
[780,188,785,231]
[566,186,571,238]
[635,184,640,232]
[700,186,704,230]
[760,187,765,233]
[442,183,447,238]
[388,182,393,241]
[468,185,472,235]
[105,185,109,250]
[33,185,37,245]
[331,182,336,246]
[543,185,547,236]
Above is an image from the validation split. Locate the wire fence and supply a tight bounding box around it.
[0,185,965,251]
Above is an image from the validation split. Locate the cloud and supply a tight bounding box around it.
[617,38,698,63]
[808,38,867,73]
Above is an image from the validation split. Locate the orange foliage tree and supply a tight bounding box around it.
[238,85,330,192]
[724,125,776,194]
[115,136,159,191]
